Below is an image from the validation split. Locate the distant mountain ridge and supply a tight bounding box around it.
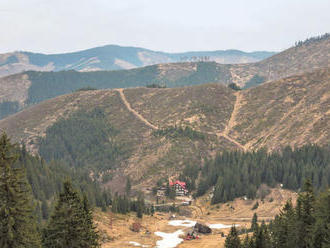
[0,33,328,120]
[0,45,275,77]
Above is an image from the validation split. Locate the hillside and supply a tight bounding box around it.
[230,33,330,86]
[228,68,330,151]
[0,45,274,77]
[0,68,329,192]
[0,34,328,120]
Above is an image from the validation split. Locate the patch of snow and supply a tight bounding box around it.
[155,230,184,248]
[128,241,149,247]
[208,223,239,229]
[129,241,142,246]
[168,219,196,227]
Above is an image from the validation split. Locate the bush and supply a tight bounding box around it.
[228,83,241,91]
[251,201,259,210]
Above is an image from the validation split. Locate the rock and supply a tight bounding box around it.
[194,223,212,234]
[130,222,142,232]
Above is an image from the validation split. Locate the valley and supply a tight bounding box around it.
[0,29,329,248]
[96,187,297,248]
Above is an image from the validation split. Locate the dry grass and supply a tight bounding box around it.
[228,68,330,151]
[96,187,297,248]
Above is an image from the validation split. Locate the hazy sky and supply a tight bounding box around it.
[0,0,329,54]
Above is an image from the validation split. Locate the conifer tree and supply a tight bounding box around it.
[295,180,315,248]
[251,213,258,233]
[311,189,330,248]
[271,200,296,248]
[41,198,49,220]
[0,133,41,248]
[242,234,254,248]
[225,225,241,248]
[136,193,145,219]
[82,194,100,248]
[253,221,271,248]
[43,180,99,248]
[126,176,131,195]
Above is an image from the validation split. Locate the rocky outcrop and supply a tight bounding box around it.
[194,223,212,234]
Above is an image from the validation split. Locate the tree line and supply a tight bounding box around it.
[294,33,329,47]
[225,180,330,248]
[153,125,205,140]
[0,133,99,247]
[0,133,156,247]
[196,145,330,204]
[15,142,112,223]
[39,108,129,174]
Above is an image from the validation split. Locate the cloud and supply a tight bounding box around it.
[0,0,329,53]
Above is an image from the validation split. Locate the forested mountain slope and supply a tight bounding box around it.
[0,68,329,190]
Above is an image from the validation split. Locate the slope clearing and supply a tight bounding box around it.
[0,68,329,191]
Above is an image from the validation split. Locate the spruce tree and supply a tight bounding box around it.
[251,213,258,233]
[82,194,100,248]
[125,176,131,195]
[271,200,296,248]
[254,221,271,248]
[136,193,145,219]
[41,198,49,220]
[225,225,241,248]
[312,189,330,248]
[295,179,315,248]
[0,133,41,248]
[43,180,99,248]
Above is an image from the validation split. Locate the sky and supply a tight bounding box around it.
[0,0,329,54]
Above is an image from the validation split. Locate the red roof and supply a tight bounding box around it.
[169,180,186,189]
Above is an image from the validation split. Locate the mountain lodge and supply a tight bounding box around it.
[170,180,188,196]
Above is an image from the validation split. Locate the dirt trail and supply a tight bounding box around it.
[204,131,246,151]
[224,91,243,136]
[116,88,246,150]
[219,133,246,151]
[220,91,247,151]
[115,89,158,130]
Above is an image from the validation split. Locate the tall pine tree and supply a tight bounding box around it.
[225,225,241,248]
[43,180,99,248]
[0,133,41,248]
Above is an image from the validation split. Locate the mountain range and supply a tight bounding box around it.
[0,33,328,121]
[0,45,275,78]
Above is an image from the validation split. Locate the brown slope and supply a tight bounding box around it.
[227,67,330,151]
[0,73,31,105]
[0,84,239,187]
[232,34,330,87]
[0,70,328,188]
[0,35,328,116]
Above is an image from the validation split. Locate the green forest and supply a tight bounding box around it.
[0,133,151,247]
[195,145,330,204]
[0,101,20,120]
[24,62,231,106]
[1,127,330,247]
[153,125,205,140]
[39,108,129,173]
[225,180,330,248]
[13,142,112,222]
